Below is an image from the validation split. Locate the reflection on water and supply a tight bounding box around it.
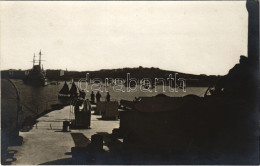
[11,79,207,120]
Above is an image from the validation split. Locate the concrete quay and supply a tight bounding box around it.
[7,106,119,165]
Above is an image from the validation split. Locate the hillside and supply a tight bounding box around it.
[1,67,220,87]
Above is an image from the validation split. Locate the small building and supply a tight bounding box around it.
[1,69,27,79]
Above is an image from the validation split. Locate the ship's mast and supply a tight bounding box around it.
[33,53,35,66]
[39,50,42,66]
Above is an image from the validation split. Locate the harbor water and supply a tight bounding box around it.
[10,79,207,121]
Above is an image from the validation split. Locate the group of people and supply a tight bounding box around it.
[90,91,110,103]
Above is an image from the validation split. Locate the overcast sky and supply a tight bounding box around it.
[0,1,248,75]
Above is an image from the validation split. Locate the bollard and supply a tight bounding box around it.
[91,134,103,152]
[62,121,70,132]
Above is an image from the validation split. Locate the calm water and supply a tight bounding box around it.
[11,79,207,119]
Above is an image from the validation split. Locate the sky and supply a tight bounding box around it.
[0,1,248,75]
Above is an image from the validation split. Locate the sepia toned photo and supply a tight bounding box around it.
[0,0,259,165]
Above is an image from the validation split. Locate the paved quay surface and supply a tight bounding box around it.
[8,106,119,165]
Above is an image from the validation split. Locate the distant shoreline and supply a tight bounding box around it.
[1,67,220,88]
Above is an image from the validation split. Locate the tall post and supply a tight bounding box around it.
[246,0,259,160]
[246,0,259,66]
[246,0,259,94]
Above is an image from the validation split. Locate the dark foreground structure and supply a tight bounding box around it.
[112,1,259,164]
[1,80,23,164]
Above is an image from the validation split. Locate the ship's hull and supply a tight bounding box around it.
[24,67,47,86]
[24,77,47,86]
[25,79,47,86]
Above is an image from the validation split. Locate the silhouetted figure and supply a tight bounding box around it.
[96,91,101,102]
[74,100,80,118]
[213,55,252,97]
[79,91,86,99]
[106,92,110,102]
[90,91,95,103]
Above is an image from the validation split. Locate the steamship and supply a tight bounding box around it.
[24,50,47,86]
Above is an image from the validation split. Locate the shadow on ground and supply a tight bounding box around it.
[1,135,23,165]
[39,131,258,165]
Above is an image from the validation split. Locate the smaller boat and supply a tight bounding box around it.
[58,81,70,98]
[69,81,78,98]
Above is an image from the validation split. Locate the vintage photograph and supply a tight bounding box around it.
[1,0,259,165]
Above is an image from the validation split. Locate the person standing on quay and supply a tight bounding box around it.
[90,91,95,103]
[96,91,101,102]
[106,92,110,102]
